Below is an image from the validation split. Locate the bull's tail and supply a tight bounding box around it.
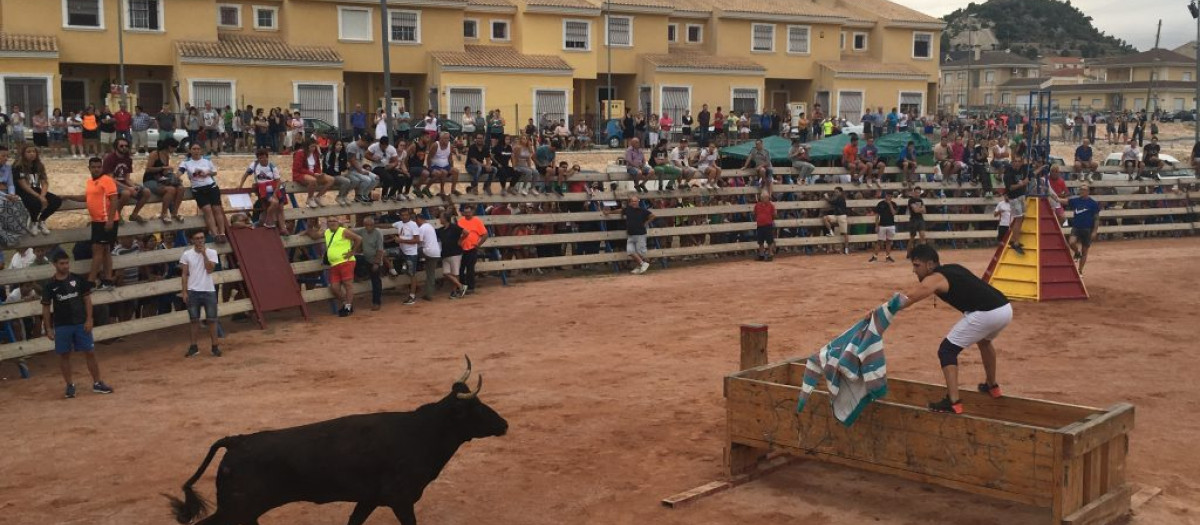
[163,436,236,524]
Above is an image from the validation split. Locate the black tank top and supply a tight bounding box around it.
[932,264,1009,313]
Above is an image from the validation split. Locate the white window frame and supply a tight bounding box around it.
[337,6,373,42]
[840,31,846,50]
[659,84,692,122]
[984,93,994,105]
[388,9,421,44]
[251,4,278,31]
[944,73,952,84]
[985,70,995,85]
[898,91,924,115]
[122,0,164,32]
[187,78,237,109]
[1185,72,1194,82]
[62,0,105,30]
[730,86,761,114]
[532,89,571,129]
[852,32,868,51]
[216,3,241,29]
[1001,93,1011,105]
[463,18,479,40]
[957,94,965,105]
[685,24,702,43]
[786,25,810,54]
[751,23,775,53]
[912,31,933,59]
[667,23,678,43]
[0,74,56,115]
[836,89,865,122]
[490,19,510,42]
[563,19,590,51]
[446,86,487,121]
[605,15,633,47]
[293,81,341,124]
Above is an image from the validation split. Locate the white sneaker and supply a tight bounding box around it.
[520,189,529,196]
[531,188,540,196]
[315,196,326,207]
[630,267,643,274]
[306,199,318,208]
[639,261,650,274]
[38,222,50,235]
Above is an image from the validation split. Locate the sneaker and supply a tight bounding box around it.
[306,199,318,208]
[459,285,469,297]
[335,196,348,206]
[97,281,115,292]
[885,256,896,263]
[65,383,76,399]
[17,360,30,379]
[388,267,399,277]
[185,344,199,357]
[824,230,834,237]
[37,221,51,235]
[843,247,850,255]
[338,306,349,317]
[315,196,327,207]
[531,188,541,196]
[93,381,114,394]
[403,295,417,305]
[977,383,1002,399]
[928,396,963,414]
[1009,242,1025,256]
[639,261,650,274]
[211,346,222,357]
[450,290,462,299]
[868,255,878,263]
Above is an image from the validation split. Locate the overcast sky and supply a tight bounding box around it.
[902,0,1194,51]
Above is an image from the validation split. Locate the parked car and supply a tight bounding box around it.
[147,128,191,151]
[303,117,355,144]
[1158,110,1195,123]
[407,119,463,140]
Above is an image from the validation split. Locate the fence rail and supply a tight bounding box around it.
[1,170,1195,361]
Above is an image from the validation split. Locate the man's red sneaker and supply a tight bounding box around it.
[928,396,963,414]
[978,383,1002,399]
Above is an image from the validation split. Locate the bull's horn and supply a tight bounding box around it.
[457,374,483,400]
[456,355,472,384]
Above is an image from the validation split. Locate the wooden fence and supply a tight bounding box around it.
[1,166,1196,361]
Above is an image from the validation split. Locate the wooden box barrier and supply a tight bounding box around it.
[724,356,1135,524]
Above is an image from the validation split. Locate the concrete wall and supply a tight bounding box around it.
[434,70,573,135]
[174,63,342,112]
[711,20,841,79]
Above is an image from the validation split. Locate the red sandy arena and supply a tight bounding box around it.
[2,239,1198,524]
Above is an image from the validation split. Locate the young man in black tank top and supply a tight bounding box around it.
[898,245,1013,414]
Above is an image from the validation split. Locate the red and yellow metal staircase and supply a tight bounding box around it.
[982,197,1088,301]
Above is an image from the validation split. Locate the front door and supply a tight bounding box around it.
[771,91,788,115]
[62,79,87,113]
[137,81,165,113]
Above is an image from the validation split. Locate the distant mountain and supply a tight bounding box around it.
[942,0,1137,60]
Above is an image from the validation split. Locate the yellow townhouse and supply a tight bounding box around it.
[994,48,1198,113]
[0,0,942,134]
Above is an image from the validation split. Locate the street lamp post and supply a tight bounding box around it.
[605,0,613,143]
[117,1,127,109]
[379,0,394,140]
[1190,1,1199,143]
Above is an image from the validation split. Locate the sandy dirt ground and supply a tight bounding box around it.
[2,238,1198,525]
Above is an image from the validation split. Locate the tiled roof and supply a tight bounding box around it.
[941,50,1041,67]
[176,34,341,64]
[525,0,598,9]
[431,45,572,71]
[819,60,928,77]
[1090,48,1194,67]
[644,51,765,72]
[838,0,940,25]
[0,32,58,54]
[466,0,514,7]
[1022,80,1195,92]
[700,0,851,19]
[998,77,1048,88]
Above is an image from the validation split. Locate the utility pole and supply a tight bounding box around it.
[379,0,393,140]
[1190,1,1199,142]
[1144,20,1161,117]
[605,0,613,140]
[117,1,127,109]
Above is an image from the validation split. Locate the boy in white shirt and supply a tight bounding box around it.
[994,193,1014,243]
[392,208,422,305]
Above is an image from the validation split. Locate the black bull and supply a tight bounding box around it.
[167,357,507,525]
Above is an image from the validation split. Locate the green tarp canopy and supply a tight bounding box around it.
[719,132,933,164]
[802,131,933,162]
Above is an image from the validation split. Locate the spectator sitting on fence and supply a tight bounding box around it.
[650,139,674,191]
[101,137,151,224]
[10,145,61,236]
[1120,139,1141,177]
[292,138,334,208]
[933,135,956,185]
[1142,136,1163,176]
[239,148,287,233]
[465,134,495,196]
[179,142,229,244]
[142,141,184,224]
[428,132,462,197]
[536,139,565,196]
[7,280,40,341]
[670,139,699,190]
[743,139,775,193]
[625,137,652,194]
[572,120,591,150]
[858,136,886,189]
[789,140,815,185]
[897,140,919,187]
[697,142,721,190]
[1073,139,1098,179]
[822,186,851,255]
[43,251,113,398]
[322,139,356,207]
[840,134,860,185]
[602,195,654,274]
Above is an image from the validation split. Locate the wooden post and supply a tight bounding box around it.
[727,323,770,476]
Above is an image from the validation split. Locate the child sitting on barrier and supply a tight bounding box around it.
[239,149,286,233]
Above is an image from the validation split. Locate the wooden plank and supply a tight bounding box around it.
[726,378,1057,497]
[883,377,1101,429]
[1061,483,1132,525]
[663,454,797,508]
[1059,403,1135,459]
[1129,484,1162,510]
[731,434,1050,507]
[661,481,732,508]
[739,324,769,371]
[1083,448,1104,504]
[1105,435,1127,494]
[1059,453,1086,521]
